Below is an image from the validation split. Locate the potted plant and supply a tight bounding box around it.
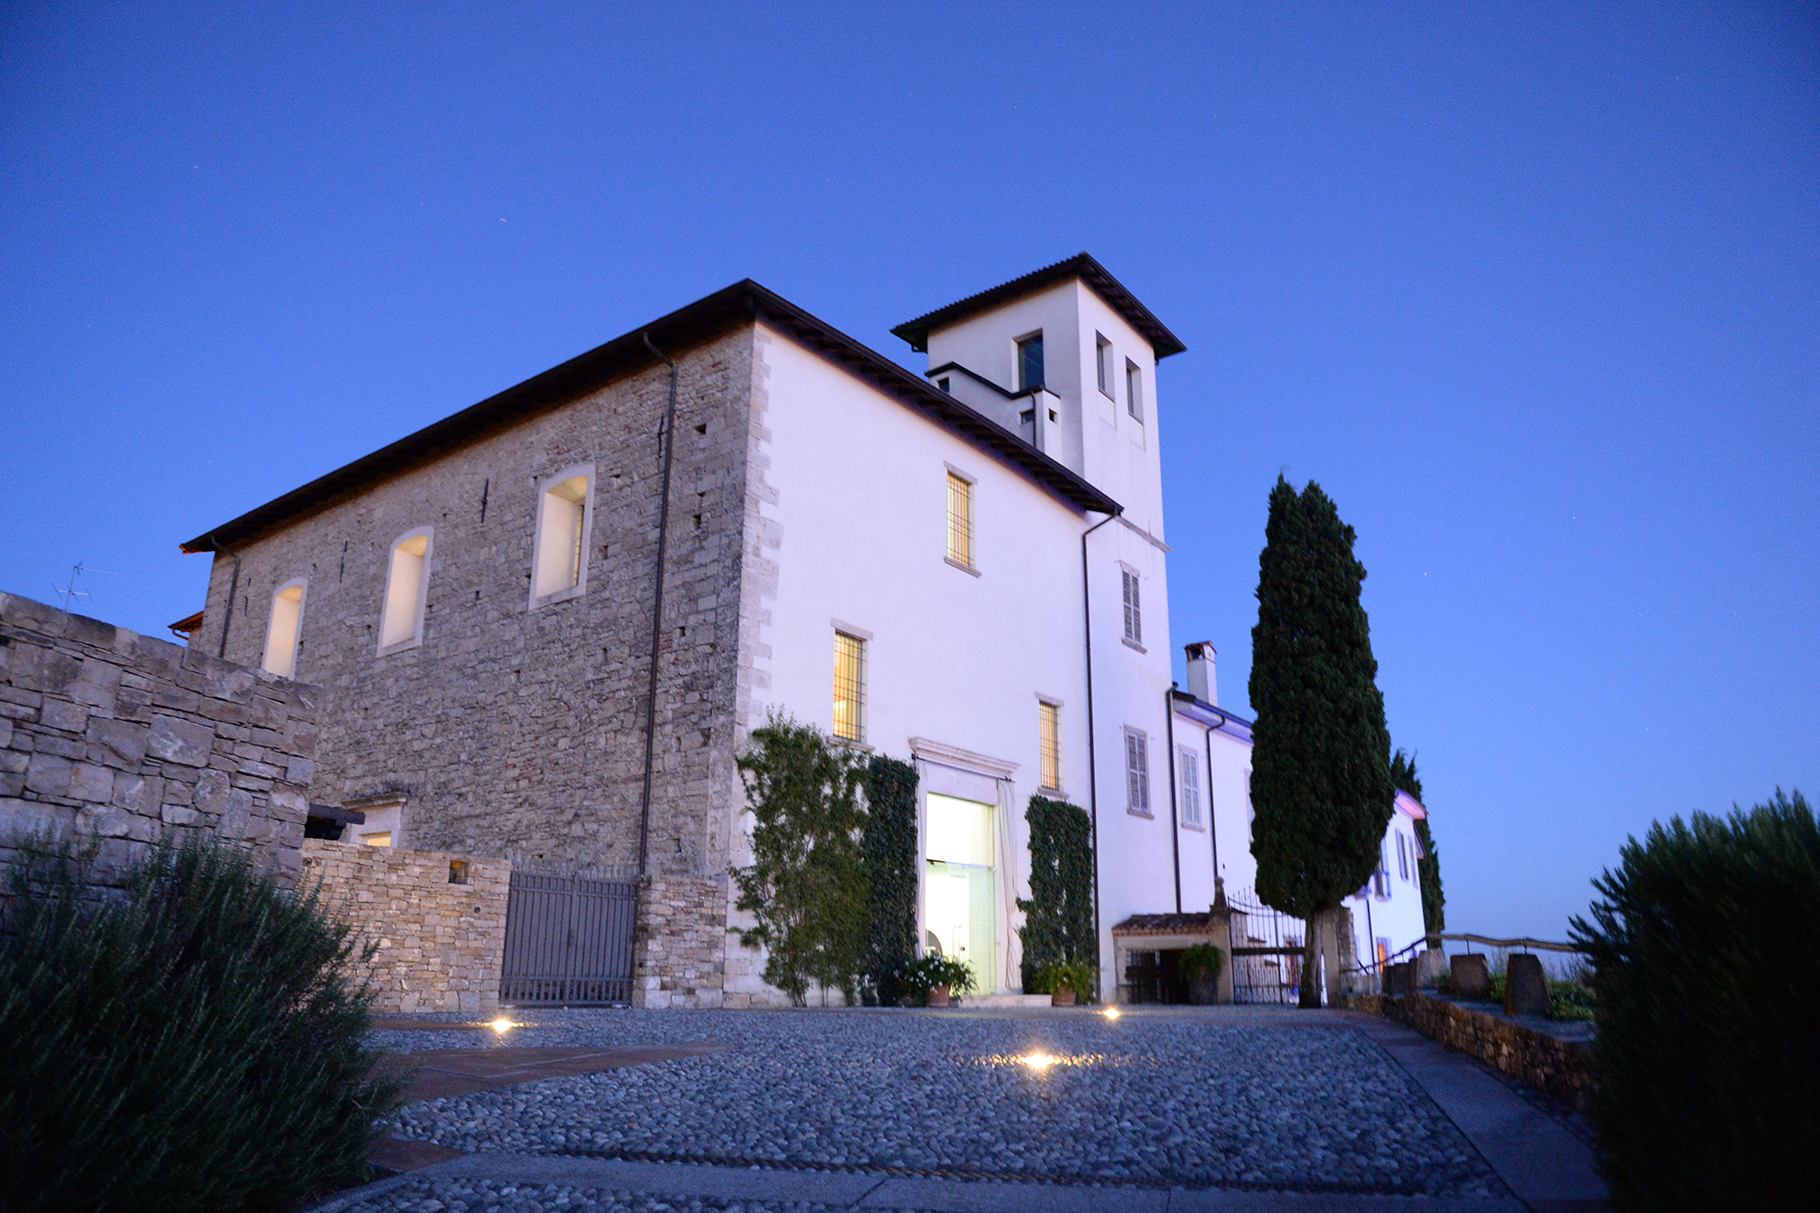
[898,954,975,1007]
[1032,960,1096,1007]
[1181,942,1225,1005]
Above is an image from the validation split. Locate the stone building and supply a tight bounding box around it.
[179,255,1249,1006]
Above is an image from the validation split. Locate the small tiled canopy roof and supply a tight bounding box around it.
[1112,912,1217,935]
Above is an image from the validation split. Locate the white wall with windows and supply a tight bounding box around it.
[747,306,1181,1000]
[1345,789,1431,970]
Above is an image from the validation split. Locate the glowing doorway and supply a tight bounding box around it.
[925,794,996,994]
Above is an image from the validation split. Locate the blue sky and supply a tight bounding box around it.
[3,2,1815,940]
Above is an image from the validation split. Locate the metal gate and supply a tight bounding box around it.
[499,863,638,1006]
[1227,887,1305,1005]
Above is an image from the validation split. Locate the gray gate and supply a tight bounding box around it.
[1227,887,1305,1005]
[500,863,638,1006]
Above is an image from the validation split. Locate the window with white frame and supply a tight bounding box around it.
[1124,728,1150,815]
[1017,332,1044,392]
[832,630,867,743]
[1038,700,1062,792]
[262,580,306,678]
[1179,747,1202,827]
[379,529,431,653]
[532,469,593,602]
[1121,568,1142,645]
[1096,333,1113,397]
[1126,359,1143,421]
[1373,839,1390,897]
[1397,831,1410,881]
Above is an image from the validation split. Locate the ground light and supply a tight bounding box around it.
[1020,1052,1057,1072]
[489,1018,518,1033]
[1102,1006,1121,1020]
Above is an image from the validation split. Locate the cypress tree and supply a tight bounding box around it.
[1390,748,1445,934]
[1248,476,1395,1006]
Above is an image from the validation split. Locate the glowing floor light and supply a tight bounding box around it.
[489,1017,518,1033]
[1101,1006,1121,1021]
[1021,1052,1058,1071]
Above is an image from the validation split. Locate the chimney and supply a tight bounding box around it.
[1184,642,1217,705]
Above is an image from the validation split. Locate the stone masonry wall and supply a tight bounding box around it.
[634,874,730,1009]
[1350,991,1595,1112]
[302,838,509,1015]
[188,326,756,884]
[0,591,315,889]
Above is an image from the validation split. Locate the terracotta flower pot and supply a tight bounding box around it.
[1051,988,1077,1007]
[927,984,951,1008]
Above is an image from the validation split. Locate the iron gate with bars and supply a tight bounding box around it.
[1226,887,1305,1005]
[499,862,638,1006]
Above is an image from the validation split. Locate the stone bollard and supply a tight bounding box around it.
[1505,953,1550,1016]
[1416,948,1450,989]
[1384,961,1416,997]
[1451,953,1490,1000]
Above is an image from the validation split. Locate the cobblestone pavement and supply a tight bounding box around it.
[369,1009,1506,1200]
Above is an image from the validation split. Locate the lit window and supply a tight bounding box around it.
[1179,748,1201,827]
[1096,333,1113,398]
[1125,728,1149,815]
[362,831,392,847]
[832,631,867,743]
[1039,701,1062,791]
[533,471,591,601]
[262,580,306,678]
[946,472,974,568]
[1126,359,1143,421]
[379,530,431,652]
[1017,333,1044,392]
[1122,569,1142,644]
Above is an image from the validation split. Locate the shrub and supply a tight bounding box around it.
[1546,978,1595,1022]
[861,755,919,1006]
[1181,941,1225,979]
[897,953,975,1001]
[730,716,870,1006]
[0,837,404,1213]
[1569,789,1820,1209]
[1030,960,1095,998]
[1016,796,1095,994]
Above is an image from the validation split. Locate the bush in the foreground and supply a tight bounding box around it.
[1569,789,1820,1210]
[0,838,404,1213]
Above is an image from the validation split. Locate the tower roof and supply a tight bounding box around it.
[890,253,1186,358]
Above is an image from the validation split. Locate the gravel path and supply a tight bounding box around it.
[341,1178,844,1213]
[372,1010,1503,1198]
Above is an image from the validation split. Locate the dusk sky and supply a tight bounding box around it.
[3,2,1814,941]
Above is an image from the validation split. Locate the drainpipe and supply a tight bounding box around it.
[636,334,681,877]
[1164,687,1182,914]
[1080,510,1120,999]
[1203,718,1220,889]
[211,532,241,661]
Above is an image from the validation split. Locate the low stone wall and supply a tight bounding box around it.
[1,592,316,891]
[636,874,729,1009]
[1349,991,1594,1112]
[302,839,509,1015]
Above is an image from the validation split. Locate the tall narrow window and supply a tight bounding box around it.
[1096,333,1113,397]
[1016,333,1044,392]
[1122,569,1142,644]
[832,631,867,743]
[1373,840,1390,897]
[1125,728,1150,815]
[1126,360,1143,421]
[380,530,431,652]
[946,472,974,568]
[1179,747,1202,827]
[262,581,306,678]
[1397,832,1411,880]
[533,471,592,601]
[1038,701,1062,791]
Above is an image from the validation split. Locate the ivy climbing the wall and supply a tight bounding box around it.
[1016,795,1097,996]
[861,755,919,1006]
[730,716,870,1006]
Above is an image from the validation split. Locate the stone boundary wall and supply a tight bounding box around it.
[302,838,509,1015]
[1349,991,1595,1112]
[636,874,729,1009]
[1,591,316,890]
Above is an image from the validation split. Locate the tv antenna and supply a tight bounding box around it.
[53,562,115,612]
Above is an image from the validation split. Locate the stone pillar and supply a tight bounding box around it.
[1416,947,1450,989]
[1451,952,1490,1000]
[633,874,729,1009]
[1505,953,1549,1016]
[1208,883,1235,1005]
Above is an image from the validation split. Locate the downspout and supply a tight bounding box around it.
[1080,510,1119,999]
[1203,718,1220,889]
[211,532,241,660]
[1164,688,1181,914]
[636,334,681,877]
